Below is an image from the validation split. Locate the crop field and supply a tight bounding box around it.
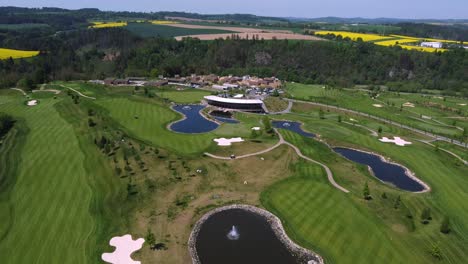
[0,23,50,30]
[314,31,452,52]
[150,20,178,25]
[124,22,236,38]
[89,21,128,28]
[286,83,467,139]
[0,48,39,60]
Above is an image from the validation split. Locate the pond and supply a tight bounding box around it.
[333,147,426,192]
[272,121,315,138]
[209,110,240,124]
[170,105,219,134]
[195,209,301,264]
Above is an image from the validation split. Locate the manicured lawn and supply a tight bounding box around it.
[0,98,96,263]
[155,89,211,104]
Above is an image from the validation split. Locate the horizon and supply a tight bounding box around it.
[2,0,468,20]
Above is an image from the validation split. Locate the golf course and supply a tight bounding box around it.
[0,82,467,264]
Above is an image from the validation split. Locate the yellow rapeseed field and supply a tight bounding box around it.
[150,20,178,25]
[0,48,40,60]
[315,31,452,52]
[89,22,127,28]
[314,31,390,42]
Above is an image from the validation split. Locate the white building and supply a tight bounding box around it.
[421,42,443,49]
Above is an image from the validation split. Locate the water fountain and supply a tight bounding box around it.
[282,122,291,127]
[227,225,240,240]
[182,105,192,110]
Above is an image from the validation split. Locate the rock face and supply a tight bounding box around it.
[188,204,324,264]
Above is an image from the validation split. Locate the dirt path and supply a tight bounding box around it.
[285,98,467,148]
[204,129,350,193]
[10,88,26,96]
[60,84,96,99]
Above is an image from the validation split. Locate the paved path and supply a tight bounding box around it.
[285,98,467,148]
[204,129,350,193]
[60,84,96,99]
[32,89,61,94]
[342,121,378,137]
[10,88,26,96]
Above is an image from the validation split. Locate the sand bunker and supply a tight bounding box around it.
[379,137,412,146]
[402,102,415,108]
[214,137,244,146]
[102,234,145,264]
[251,127,261,131]
[372,104,383,108]
[27,100,38,106]
[458,103,466,106]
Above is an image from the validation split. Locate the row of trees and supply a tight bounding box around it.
[0,113,14,138]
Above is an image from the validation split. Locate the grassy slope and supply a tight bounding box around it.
[261,107,468,263]
[0,97,95,263]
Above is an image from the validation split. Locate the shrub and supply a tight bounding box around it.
[440,217,451,234]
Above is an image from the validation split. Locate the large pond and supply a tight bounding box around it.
[195,209,300,264]
[333,147,426,192]
[272,121,315,138]
[170,105,219,134]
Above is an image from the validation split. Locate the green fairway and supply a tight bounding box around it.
[0,97,96,263]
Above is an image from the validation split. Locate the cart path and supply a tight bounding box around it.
[60,84,96,99]
[204,129,349,193]
[10,88,27,96]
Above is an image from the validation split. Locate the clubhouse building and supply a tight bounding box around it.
[204,95,265,112]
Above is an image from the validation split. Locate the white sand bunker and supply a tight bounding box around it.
[402,102,415,108]
[458,103,466,106]
[214,137,244,146]
[372,104,383,108]
[102,234,145,264]
[27,100,38,106]
[379,137,412,146]
[251,127,261,131]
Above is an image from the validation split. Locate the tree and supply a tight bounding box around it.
[430,243,442,260]
[378,126,383,134]
[381,192,387,199]
[145,228,156,247]
[0,113,15,137]
[421,207,432,224]
[17,78,34,91]
[440,216,450,234]
[394,195,401,209]
[251,129,258,138]
[263,116,272,133]
[337,115,342,123]
[319,109,325,119]
[363,181,371,200]
[88,118,96,127]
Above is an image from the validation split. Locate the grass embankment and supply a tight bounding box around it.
[154,89,211,104]
[263,96,289,112]
[286,83,467,139]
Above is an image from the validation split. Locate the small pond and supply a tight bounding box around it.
[272,121,315,137]
[195,209,300,264]
[170,105,219,134]
[333,147,426,192]
[209,110,240,124]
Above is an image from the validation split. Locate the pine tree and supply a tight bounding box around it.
[394,195,401,209]
[421,207,432,224]
[363,182,371,200]
[440,217,450,234]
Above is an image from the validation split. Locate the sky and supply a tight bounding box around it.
[1,0,467,19]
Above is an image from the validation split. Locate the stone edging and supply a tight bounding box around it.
[188,204,324,264]
[334,146,431,193]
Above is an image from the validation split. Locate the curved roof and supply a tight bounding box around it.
[204,95,263,105]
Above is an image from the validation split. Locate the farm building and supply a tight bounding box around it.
[204,95,264,112]
[421,42,443,48]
